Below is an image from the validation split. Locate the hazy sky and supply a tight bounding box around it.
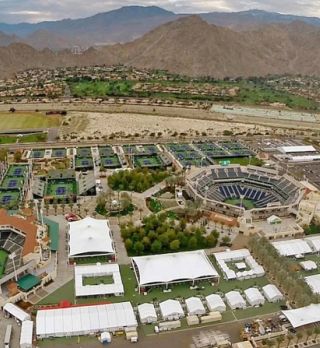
[0,0,319,23]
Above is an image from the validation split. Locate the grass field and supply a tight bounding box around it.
[0,133,47,144]
[46,181,76,197]
[218,157,264,166]
[224,198,256,210]
[134,155,163,168]
[0,112,61,131]
[101,155,121,169]
[0,191,20,208]
[0,249,8,277]
[83,275,114,286]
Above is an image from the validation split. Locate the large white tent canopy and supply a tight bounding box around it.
[282,304,320,328]
[272,239,312,257]
[262,284,284,303]
[3,303,30,322]
[205,294,226,312]
[36,302,137,338]
[305,236,320,252]
[132,250,219,288]
[305,274,320,294]
[20,320,33,348]
[185,297,206,316]
[68,217,114,258]
[159,299,184,320]
[244,288,265,307]
[75,263,124,297]
[137,303,157,324]
[278,146,316,154]
[225,291,246,310]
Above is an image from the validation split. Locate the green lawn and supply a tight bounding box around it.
[224,198,256,210]
[218,157,264,166]
[0,112,61,130]
[70,80,134,97]
[83,275,114,286]
[0,249,9,278]
[0,133,47,144]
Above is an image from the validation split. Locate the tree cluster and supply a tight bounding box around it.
[108,168,169,193]
[121,213,219,256]
[248,236,320,307]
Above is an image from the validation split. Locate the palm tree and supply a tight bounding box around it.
[53,203,58,216]
[286,334,293,348]
[77,203,81,214]
[138,207,143,220]
[306,329,313,343]
[296,332,303,344]
[84,208,89,216]
[266,339,274,348]
[61,203,66,214]
[314,327,320,340]
[68,203,74,212]
[44,203,49,215]
[276,336,284,348]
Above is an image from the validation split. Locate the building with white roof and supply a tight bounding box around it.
[3,303,30,322]
[74,263,124,297]
[244,288,265,307]
[305,274,320,294]
[159,299,184,321]
[131,250,219,291]
[36,302,137,338]
[205,294,226,313]
[137,303,157,324]
[278,146,316,154]
[272,239,312,257]
[282,303,320,328]
[305,235,320,252]
[300,260,317,271]
[20,320,33,348]
[185,297,206,316]
[262,284,284,303]
[68,217,115,260]
[225,291,246,310]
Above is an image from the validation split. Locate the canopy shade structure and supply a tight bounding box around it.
[244,288,265,307]
[304,235,320,252]
[68,217,115,258]
[36,302,137,338]
[282,304,320,328]
[272,239,312,257]
[262,284,284,303]
[3,303,30,322]
[225,291,246,310]
[137,303,157,324]
[205,294,226,313]
[305,274,320,294]
[131,250,219,290]
[74,263,124,297]
[278,146,316,154]
[185,297,206,316]
[159,299,184,321]
[20,320,33,348]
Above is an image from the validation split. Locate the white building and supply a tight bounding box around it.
[272,239,312,257]
[131,250,219,291]
[137,303,157,324]
[159,299,184,321]
[305,274,320,294]
[68,217,115,259]
[36,302,137,338]
[244,288,265,307]
[74,263,124,297]
[300,260,317,271]
[3,303,30,322]
[282,303,320,328]
[205,294,226,313]
[185,297,206,316]
[262,284,284,303]
[20,320,33,348]
[225,291,246,310]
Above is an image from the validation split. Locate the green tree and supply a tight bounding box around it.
[125,239,133,251]
[187,236,198,250]
[133,241,144,255]
[151,240,162,254]
[169,239,180,251]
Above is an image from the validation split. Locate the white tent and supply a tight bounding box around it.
[272,239,312,257]
[282,304,320,328]
[36,302,137,338]
[137,303,157,324]
[131,250,219,290]
[205,294,226,313]
[262,284,283,303]
[225,291,246,310]
[3,303,30,322]
[159,300,184,321]
[68,217,115,258]
[300,260,317,271]
[185,297,206,316]
[305,236,320,252]
[20,320,33,348]
[305,274,320,294]
[244,288,265,307]
[278,146,316,154]
[74,263,124,297]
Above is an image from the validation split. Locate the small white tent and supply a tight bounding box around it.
[262,284,283,303]
[3,303,30,322]
[137,303,157,324]
[205,294,226,313]
[244,288,265,306]
[225,291,246,310]
[159,299,184,320]
[185,297,206,316]
[20,320,33,348]
[300,260,317,271]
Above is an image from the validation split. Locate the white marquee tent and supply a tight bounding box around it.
[300,260,317,271]
[205,294,226,313]
[36,302,137,338]
[278,146,316,154]
[68,217,115,258]
[159,299,184,321]
[244,288,265,307]
[137,303,157,324]
[305,236,320,252]
[305,274,320,294]
[272,239,312,257]
[74,263,124,297]
[185,297,206,316]
[3,303,30,322]
[20,320,33,348]
[131,250,219,290]
[282,304,320,328]
[225,291,246,310]
[262,284,284,303]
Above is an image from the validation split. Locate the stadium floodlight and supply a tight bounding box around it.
[9,252,18,281]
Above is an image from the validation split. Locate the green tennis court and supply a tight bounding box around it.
[46,180,77,197]
[134,155,163,168]
[6,165,28,177]
[1,177,23,190]
[0,191,20,208]
[224,198,256,210]
[75,157,94,169]
[101,155,121,168]
[77,147,91,157]
[52,148,66,158]
[0,249,8,278]
[31,149,45,159]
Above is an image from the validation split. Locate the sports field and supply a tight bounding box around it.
[0,112,61,131]
[225,198,256,210]
[101,155,121,169]
[134,155,163,168]
[6,165,27,177]
[52,148,66,158]
[83,275,114,286]
[75,157,94,169]
[0,249,8,278]
[1,177,23,190]
[46,181,77,198]
[31,149,45,159]
[0,191,20,208]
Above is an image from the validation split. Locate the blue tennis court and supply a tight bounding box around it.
[8,180,17,188]
[56,187,66,195]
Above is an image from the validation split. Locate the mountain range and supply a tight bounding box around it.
[1,6,320,49]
